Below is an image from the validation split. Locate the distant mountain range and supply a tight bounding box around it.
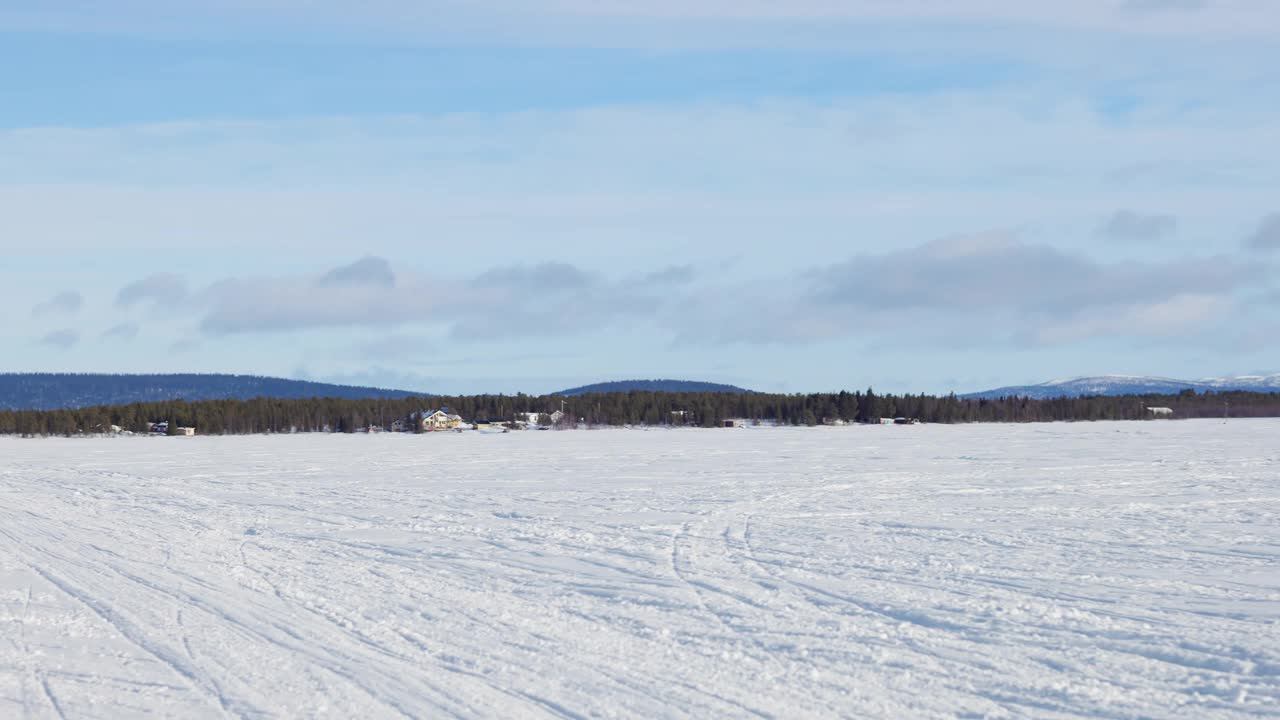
[556,379,753,396]
[964,375,1280,400]
[10,372,1271,411]
[0,374,423,411]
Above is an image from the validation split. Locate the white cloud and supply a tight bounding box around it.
[472,263,595,290]
[3,0,1275,38]
[1246,213,1280,251]
[117,273,188,308]
[4,94,1277,195]
[102,323,140,341]
[198,272,450,335]
[169,339,201,354]
[1098,210,1178,243]
[38,329,79,350]
[318,256,397,289]
[1029,293,1234,345]
[32,290,83,316]
[536,0,1260,31]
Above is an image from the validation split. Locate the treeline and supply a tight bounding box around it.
[1,388,1277,437]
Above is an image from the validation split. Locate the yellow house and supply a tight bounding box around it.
[418,409,462,431]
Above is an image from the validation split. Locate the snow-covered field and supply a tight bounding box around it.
[1,421,1277,719]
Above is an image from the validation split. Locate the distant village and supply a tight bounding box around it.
[8,393,1203,439]
[138,408,571,436]
[129,409,945,436]
[132,407,1186,436]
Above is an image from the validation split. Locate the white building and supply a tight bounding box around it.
[1147,407,1174,417]
[517,411,565,426]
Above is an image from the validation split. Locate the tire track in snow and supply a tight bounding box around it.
[0,518,220,718]
[273,514,733,718]
[723,487,1040,717]
[669,521,742,635]
[39,676,67,720]
[236,535,578,718]
[736,509,1009,695]
[0,510,241,717]
[730,490,1261,718]
[20,560,241,719]
[93,556,431,719]
[4,521,420,719]
[667,490,846,717]
[16,583,63,720]
[2,494,511,718]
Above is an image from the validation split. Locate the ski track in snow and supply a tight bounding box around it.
[0,420,1278,719]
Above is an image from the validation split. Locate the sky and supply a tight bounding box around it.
[2,0,1278,395]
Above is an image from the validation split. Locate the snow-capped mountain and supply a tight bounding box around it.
[1201,375,1280,391]
[964,374,1280,400]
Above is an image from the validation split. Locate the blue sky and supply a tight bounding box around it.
[2,0,1278,395]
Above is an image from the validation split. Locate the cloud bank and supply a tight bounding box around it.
[112,240,1271,355]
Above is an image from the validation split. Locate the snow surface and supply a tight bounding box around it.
[1,421,1278,719]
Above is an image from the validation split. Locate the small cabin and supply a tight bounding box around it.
[1147,407,1174,417]
[173,427,196,436]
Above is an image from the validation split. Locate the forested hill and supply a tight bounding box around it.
[0,374,423,411]
[558,379,753,396]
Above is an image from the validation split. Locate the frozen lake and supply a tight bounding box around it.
[1,421,1278,719]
